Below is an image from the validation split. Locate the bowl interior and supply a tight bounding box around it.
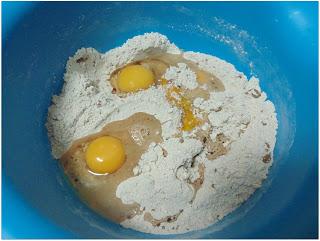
[3,2,318,238]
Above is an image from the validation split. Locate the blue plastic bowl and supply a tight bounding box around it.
[2,2,318,238]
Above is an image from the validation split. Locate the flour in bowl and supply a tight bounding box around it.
[46,32,277,234]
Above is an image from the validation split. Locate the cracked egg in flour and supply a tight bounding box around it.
[46,33,277,234]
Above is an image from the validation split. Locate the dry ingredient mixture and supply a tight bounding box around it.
[46,33,278,234]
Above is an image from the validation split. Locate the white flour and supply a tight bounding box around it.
[46,33,277,234]
[164,63,198,90]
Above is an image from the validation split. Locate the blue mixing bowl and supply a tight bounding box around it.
[2,2,318,238]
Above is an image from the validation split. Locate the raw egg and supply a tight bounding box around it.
[117,65,155,92]
[85,136,125,174]
[166,86,201,131]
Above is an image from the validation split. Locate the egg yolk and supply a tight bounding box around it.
[117,65,155,93]
[166,86,201,131]
[159,78,169,86]
[85,136,125,174]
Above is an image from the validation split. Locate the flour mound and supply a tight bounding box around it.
[46,33,278,234]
